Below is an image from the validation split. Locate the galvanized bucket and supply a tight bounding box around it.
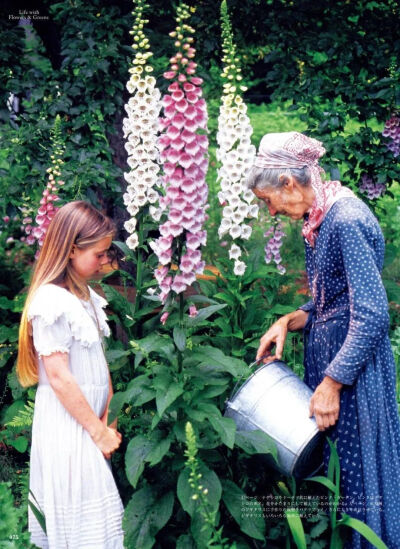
[224,360,324,478]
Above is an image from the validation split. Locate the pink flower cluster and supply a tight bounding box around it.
[264,221,286,274]
[22,174,64,249]
[150,6,209,303]
[382,114,400,157]
[359,174,386,200]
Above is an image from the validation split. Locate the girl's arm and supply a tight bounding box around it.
[100,372,118,430]
[42,351,121,459]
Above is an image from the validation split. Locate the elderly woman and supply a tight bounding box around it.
[247,132,400,548]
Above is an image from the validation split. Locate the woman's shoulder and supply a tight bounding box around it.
[329,197,381,230]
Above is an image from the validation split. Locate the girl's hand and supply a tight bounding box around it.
[309,376,343,431]
[92,425,122,460]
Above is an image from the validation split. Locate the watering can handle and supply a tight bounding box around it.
[226,355,271,404]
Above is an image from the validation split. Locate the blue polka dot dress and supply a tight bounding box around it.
[299,197,400,549]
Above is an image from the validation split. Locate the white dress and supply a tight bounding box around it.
[27,283,125,549]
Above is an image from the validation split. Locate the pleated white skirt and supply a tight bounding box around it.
[28,385,125,549]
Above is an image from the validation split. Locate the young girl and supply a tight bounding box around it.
[17,201,125,548]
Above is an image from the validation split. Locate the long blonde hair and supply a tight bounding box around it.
[17,201,115,387]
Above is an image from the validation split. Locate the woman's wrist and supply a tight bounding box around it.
[323,375,343,390]
[285,309,309,332]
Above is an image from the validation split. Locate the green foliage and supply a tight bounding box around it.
[0,481,36,548]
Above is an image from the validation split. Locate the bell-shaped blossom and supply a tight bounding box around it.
[25,115,65,256]
[123,0,162,250]
[216,1,257,276]
[150,2,209,304]
[358,174,386,200]
[382,114,400,158]
[264,219,286,274]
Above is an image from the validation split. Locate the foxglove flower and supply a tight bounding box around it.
[216,1,257,276]
[151,3,209,304]
[123,0,162,250]
[359,174,386,200]
[382,114,400,158]
[25,115,65,255]
[264,220,286,275]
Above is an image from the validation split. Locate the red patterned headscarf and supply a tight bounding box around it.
[254,132,355,247]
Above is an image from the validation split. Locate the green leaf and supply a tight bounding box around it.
[188,295,219,305]
[310,516,329,538]
[189,346,247,377]
[305,475,337,493]
[213,292,237,307]
[108,391,127,425]
[146,437,171,466]
[29,490,47,535]
[9,436,28,453]
[125,435,153,488]
[0,325,18,343]
[133,388,156,406]
[176,534,197,548]
[2,400,26,424]
[173,326,186,351]
[177,463,222,517]
[337,514,388,549]
[123,487,174,549]
[187,303,227,325]
[234,429,278,460]
[105,349,130,362]
[285,508,307,549]
[221,479,265,540]
[156,383,184,417]
[208,415,236,449]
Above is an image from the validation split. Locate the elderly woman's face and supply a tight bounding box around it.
[252,176,314,220]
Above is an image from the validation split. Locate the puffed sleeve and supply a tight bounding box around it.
[324,208,389,385]
[31,314,73,358]
[28,284,73,358]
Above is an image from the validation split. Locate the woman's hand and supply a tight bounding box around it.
[309,376,343,431]
[257,317,289,362]
[257,309,309,363]
[91,425,122,460]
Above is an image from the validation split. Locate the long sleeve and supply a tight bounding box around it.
[324,212,389,385]
[298,300,315,313]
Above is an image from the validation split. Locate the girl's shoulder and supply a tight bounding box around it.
[28,283,110,342]
[28,283,79,321]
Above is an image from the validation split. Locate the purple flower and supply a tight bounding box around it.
[264,219,286,274]
[189,304,198,317]
[382,114,400,158]
[359,174,386,200]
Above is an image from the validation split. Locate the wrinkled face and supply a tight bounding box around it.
[69,235,112,281]
[252,177,314,220]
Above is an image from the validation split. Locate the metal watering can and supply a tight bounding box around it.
[224,359,324,478]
